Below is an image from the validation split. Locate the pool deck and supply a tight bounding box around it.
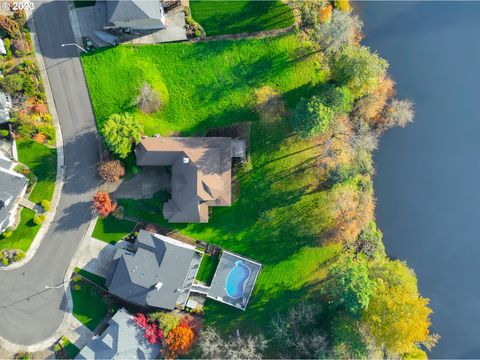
[206,251,262,310]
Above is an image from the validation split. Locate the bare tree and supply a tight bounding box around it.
[198,326,267,360]
[135,82,162,114]
[314,10,363,55]
[383,98,415,129]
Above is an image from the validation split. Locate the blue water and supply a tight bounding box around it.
[225,260,250,299]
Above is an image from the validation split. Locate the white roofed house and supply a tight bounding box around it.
[107,0,167,31]
[0,91,12,125]
[0,156,28,233]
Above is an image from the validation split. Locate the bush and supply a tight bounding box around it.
[13,251,25,262]
[97,160,125,182]
[41,199,51,212]
[2,227,13,238]
[148,311,181,335]
[53,344,61,353]
[2,73,24,94]
[0,129,9,138]
[73,284,81,291]
[33,214,46,225]
[292,96,336,138]
[0,15,19,36]
[2,257,9,266]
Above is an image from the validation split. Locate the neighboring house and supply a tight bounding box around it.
[135,137,233,223]
[0,155,28,233]
[106,230,202,310]
[106,0,167,30]
[0,38,6,56]
[76,308,161,359]
[0,91,12,125]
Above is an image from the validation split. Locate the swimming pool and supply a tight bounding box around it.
[225,260,251,299]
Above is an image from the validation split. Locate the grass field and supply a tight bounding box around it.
[71,280,109,331]
[92,216,136,244]
[190,0,295,36]
[196,254,219,285]
[82,34,339,334]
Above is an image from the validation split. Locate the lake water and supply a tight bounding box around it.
[358,1,480,357]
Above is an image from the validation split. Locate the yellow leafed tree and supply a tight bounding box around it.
[363,280,435,355]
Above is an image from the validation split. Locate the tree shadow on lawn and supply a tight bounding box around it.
[203,276,331,337]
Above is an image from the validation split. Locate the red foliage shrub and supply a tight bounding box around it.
[34,102,48,114]
[179,314,202,335]
[92,192,116,218]
[133,313,148,329]
[0,15,18,36]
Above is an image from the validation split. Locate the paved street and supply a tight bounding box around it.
[0,0,99,345]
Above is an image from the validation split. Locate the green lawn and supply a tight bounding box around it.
[196,254,219,285]
[82,34,338,334]
[74,267,107,288]
[17,139,57,204]
[92,216,136,244]
[62,338,80,359]
[71,280,109,331]
[0,140,57,252]
[190,0,295,36]
[0,208,40,251]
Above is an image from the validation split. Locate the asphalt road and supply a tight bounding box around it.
[0,0,99,345]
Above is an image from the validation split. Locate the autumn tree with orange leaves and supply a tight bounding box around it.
[165,325,195,357]
[92,192,116,218]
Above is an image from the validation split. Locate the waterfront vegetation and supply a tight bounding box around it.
[82,0,434,357]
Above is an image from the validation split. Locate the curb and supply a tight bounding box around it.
[2,7,65,271]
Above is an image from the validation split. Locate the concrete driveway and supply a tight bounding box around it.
[0,0,99,346]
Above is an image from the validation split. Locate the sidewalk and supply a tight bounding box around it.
[2,5,66,271]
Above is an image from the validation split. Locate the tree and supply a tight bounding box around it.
[165,325,195,357]
[297,0,329,28]
[350,220,385,259]
[334,0,352,12]
[333,45,388,97]
[92,192,116,218]
[330,316,371,359]
[293,96,336,138]
[363,280,437,355]
[199,327,268,360]
[101,113,142,159]
[270,303,328,358]
[97,160,125,182]
[324,85,355,115]
[328,256,376,316]
[314,10,363,55]
[382,98,415,129]
[135,83,162,114]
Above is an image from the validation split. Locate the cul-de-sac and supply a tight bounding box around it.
[2,0,477,359]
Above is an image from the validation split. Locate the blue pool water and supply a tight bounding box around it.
[225,260,250,299]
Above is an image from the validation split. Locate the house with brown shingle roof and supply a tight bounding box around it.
[135,136,233,223]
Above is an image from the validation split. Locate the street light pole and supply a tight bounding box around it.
[44,279,71,289]
[61,42,87,53]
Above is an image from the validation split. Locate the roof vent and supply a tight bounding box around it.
[155,282,163,290]
[183,157,190,164]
